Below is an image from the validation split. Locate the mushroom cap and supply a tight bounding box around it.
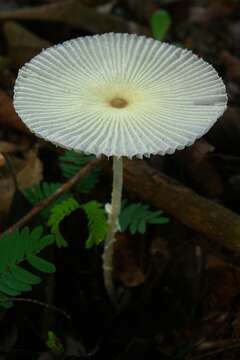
[14,33,227,158]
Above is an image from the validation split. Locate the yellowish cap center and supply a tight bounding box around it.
[110,97,128,109]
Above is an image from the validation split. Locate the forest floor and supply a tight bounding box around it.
[1,0,240,359]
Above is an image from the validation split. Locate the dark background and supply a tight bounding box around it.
[1,1,240,359]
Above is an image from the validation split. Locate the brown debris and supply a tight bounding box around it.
[114,233,145,287]
[123,159,240,253]
[0,149,43,216]
[207,107,240,155]
[4,21,51,68]
[221,50,240,82]
[4,156,103,235]
[0,90,30,134]
[0,152,5,167]
[206,266,240,310]
[176,140,223,198]
[0,0,149,36]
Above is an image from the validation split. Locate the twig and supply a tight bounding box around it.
[192,340,240,359]
[11,297,70,319]
[2,152,18,190]
[3,157,103,235]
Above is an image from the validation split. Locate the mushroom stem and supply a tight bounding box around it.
[103,156,123,303]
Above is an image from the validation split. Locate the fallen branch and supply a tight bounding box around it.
[3,157,102,235]
[0,0,149,35]
[123,159,240,253]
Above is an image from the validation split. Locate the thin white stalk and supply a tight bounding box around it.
[103,156,123,303]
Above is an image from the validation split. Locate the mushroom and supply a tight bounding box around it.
[13,33,227,302]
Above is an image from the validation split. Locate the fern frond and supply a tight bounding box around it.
[0,293,13,308]
[23,182,69,219]
[119,201,170,234]
[0,226,55,304]
[59,150,100,193]
[48,197,107,249]
[48,198,80,247]
[81,201,108,249]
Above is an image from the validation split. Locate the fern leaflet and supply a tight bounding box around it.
[119,201,170,234]
[81,201,108,249]
[48,198,108,249]
[23,182,69,219]
[0,226,56,307]
[48,198,80,247]
[59,150,100,193]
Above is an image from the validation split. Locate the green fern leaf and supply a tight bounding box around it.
[0,293,13,308]
[48,198,80,247]
[0,227,55,301]
[23,182,69,219]
[27,255,56,273]
[11,265,41,285]
[2,273,32,292]
[81,201,108,249]
[48,199,107,249]
[119,201,170,235]
[59,150,100,193]
[0,283,21,296]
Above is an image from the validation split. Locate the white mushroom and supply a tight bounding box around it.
[14,33,227,302]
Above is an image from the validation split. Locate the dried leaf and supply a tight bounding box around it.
[209,0,240,17]
[123,0,158,22]
[114,233,145,287]
[207,107,240,155]
[230,21,240,53]
[0,149,43,216]
[189,6,211,24]
[0,140,28,154]
[205,267,240,310]
[176,140,223,197]
[0,90,30,133]
[221,50,240,82]
[0,153,5,167]
[4,21,51,68]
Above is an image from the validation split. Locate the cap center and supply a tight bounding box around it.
[110,97,128,109]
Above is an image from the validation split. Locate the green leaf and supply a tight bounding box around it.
[11,265,42,285]
[0,227,56,307]
[0,282,21,296]
[0,233,14,271]
[150,9,172,41]
[0,56,9,71]
[23,182,68,219]
[138,220,146,234]
[30,226,43,242]
[59,150,100,193]
[119,201,170,235]
[54,229,68,248]
[148,216,170,224]
[10,230,25,265]
[48,197,80,247]
[81,201,108,249]
[129,219,139,235]
[29,234,55,254]
[1,273,32,292]
[28,255,56,274]
[0,293,13,309]
[47,331,64,354]
[120,204,138,232]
